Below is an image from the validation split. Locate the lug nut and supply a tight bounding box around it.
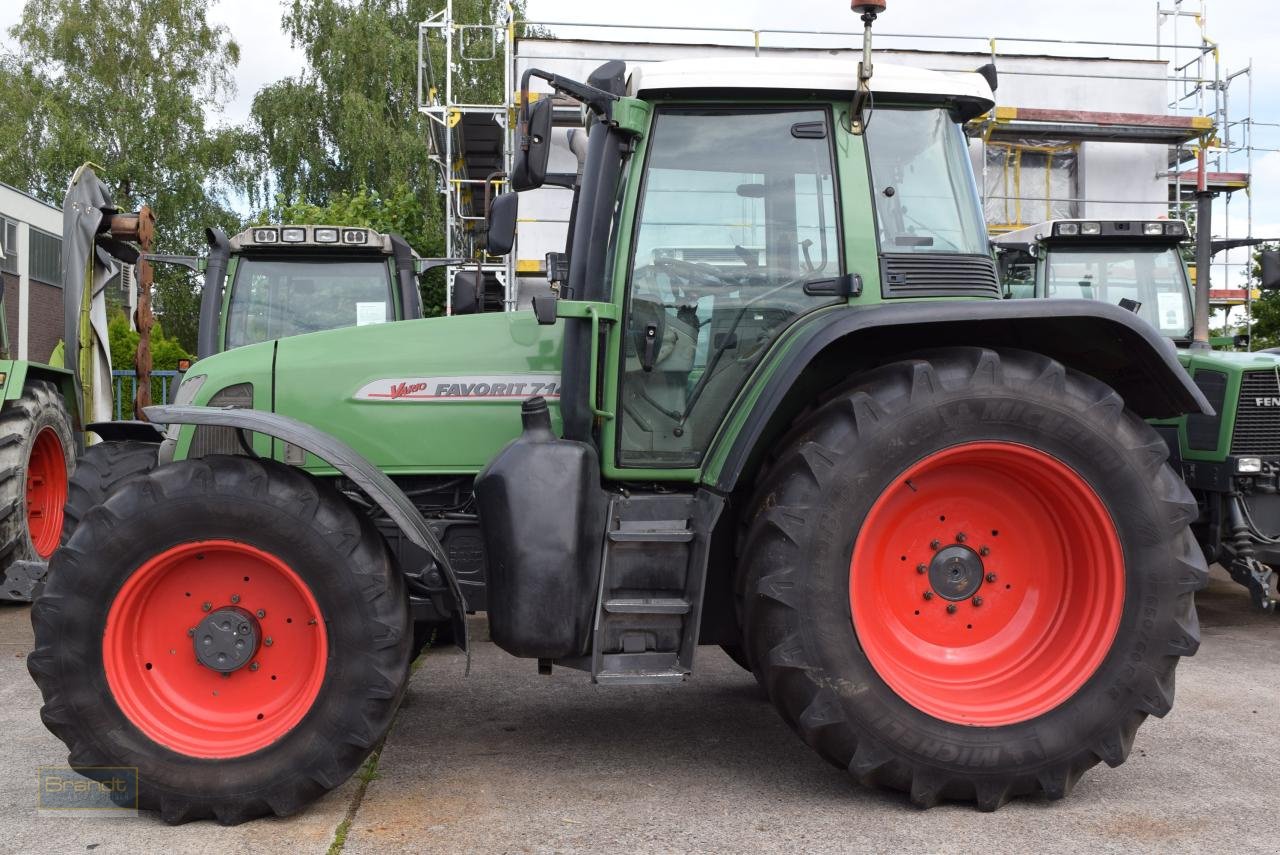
[930,540,941,551]
[916,563,928,575]
[972,597,983,607]
[946,604,958,614]
[955,532,967,543]
[201,602,212,612]
[256,609,266,619]
[249,662,260,672]
[264,637,274,647]
[230,594,241,604]
[986,573,997,583]
[979,546,990,556]
[187,627,195,637]
[923,592,934,601]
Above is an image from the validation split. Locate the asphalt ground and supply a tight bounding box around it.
[0,566,1276,854]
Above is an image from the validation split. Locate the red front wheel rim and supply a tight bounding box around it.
[26,427,67,558]
[849,442,1125,726]
[103,541,328,758]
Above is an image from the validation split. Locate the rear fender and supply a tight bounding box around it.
[706,299,1212,494]
[145,404,469,654]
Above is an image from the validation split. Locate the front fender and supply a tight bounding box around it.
[145,404,469,654]
[705,299,1212,493]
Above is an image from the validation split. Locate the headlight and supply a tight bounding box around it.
[1166,221,1187,236]
[1237,457,1263,474]
[281,227,306,243]
[314,227,339,243]
[252,228,278,243]
[1144,222,1165,236]
[1056,222,1079,236]
[1080,221,1101,235]
[342,228,367,244]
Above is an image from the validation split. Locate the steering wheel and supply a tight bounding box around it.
[653,256,739,288]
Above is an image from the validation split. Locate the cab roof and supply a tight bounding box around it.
[993,219,1191,252]
[626,58,994,117]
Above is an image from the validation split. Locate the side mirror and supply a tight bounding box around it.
[1261,249,1280,291]
[486,192,518,256]
[510,98,553,191]
[451,271,482,315]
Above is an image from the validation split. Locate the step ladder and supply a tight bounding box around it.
[582,491,723,685]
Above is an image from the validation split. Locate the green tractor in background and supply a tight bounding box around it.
[32,4,1211,823]
[59,218,430,547]
[993,218,1280,610]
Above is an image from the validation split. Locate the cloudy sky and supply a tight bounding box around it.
[4,0,1278,280]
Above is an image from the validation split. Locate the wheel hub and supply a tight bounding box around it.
[928,544,985,601]
[193,606,260,673]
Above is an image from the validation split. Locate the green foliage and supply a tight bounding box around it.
[108,310,192,373]
[1245,243,1280,350]
[0,0,248,351]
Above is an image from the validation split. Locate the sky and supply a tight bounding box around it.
[3,0,1278,282]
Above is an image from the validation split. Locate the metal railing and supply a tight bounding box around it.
[112,370,179,421]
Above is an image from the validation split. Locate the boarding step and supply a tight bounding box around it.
[594,652,688,686]
[604,597,691,615]
[607,520,694,543]
[581,492,724,685]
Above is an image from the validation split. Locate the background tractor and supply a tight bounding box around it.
[32,4,1210,823]
[58,219,431,548]
[994,217,1280,610]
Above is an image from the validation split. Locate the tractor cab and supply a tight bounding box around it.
[153,224,424,360]
[993,219,1195,340]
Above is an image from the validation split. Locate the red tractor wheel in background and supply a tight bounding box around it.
[0,380,74,600]
[740,347,1207,810]
[29,455,412,825]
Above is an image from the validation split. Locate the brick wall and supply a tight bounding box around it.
[0,272,66,364]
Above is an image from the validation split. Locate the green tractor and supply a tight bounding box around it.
[59,219,429,544]
[993,217,1280,610]
[32,5,1210,822]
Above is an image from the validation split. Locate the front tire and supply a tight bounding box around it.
[0,380,74,599]
[740,348,1207,810]
[60,439,158,546]
[29,455,412,824]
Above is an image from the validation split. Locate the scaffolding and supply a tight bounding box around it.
[418,4,1272,320]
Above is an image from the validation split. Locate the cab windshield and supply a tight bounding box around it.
[1043,246,1192,339]
[225,257,393,348]
[865,107,989,256]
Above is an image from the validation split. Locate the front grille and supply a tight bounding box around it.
[880,253,1001,298]
[1232,370,1280,455]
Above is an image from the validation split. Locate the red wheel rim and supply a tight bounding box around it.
[26,427,67,558]
[103,540,328,758]
[849,442,1124,726]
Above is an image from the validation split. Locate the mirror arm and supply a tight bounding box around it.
[520,68,619,122]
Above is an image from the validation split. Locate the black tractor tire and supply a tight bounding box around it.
[29,455,412,825]
[0,380,75,599]
[739,347,1207,810]
[60,440,159,546]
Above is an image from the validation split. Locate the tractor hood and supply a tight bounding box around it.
[210,311,566,474]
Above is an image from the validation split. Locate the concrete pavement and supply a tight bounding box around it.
[1,568,1277,854]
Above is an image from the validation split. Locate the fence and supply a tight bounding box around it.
[111,370,180,420]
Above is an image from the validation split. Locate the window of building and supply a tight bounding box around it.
[984,140,1079,230]
[28,227,62,286]
[0,218,16,275]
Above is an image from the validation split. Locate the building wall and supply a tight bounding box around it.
[0,183,64,363]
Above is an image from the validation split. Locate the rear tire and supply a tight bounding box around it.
[60,440,158,545]
[29,455,412,824]
[739,348,1207,810]
[0,380,74,599]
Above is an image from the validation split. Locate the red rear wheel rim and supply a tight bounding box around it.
[103,540,328,758]
[26,427,67,558]
[849,442,1125,726]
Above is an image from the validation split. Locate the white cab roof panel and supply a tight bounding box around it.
[626,57,993,109]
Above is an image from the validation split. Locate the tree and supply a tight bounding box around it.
[1245,243,1280,350]
[0,0,248,351]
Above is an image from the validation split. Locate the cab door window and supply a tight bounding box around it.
[619,107,842,468]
